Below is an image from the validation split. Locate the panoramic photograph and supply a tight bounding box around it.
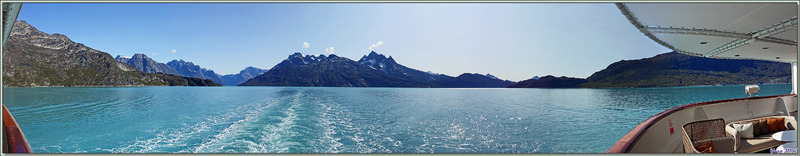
[1,2,798,154]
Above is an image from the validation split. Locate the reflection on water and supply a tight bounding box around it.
[2,84,791,153]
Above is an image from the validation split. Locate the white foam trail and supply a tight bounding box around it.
[193,91,305,153]
[105,97,284,153]
[318,101,344,153]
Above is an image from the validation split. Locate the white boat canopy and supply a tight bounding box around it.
[617,3,797,63]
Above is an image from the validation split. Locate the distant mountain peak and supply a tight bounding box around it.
[243,66,260,70]
[132,53,149,58]
[10,20,38,36]
[115,55,132,63]
[290,52,304,58]
[274,52,343,69]
[115,55,131,59]
[166,60,223,84]
[117,53,180,75]
[357,51,449,82]
[221,66,268,86]
[358,51,390,69]
[486,73,500,80]
[10,20,79,50]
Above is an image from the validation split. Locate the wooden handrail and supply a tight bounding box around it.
[3,104,32,153]
[606,94,796,153]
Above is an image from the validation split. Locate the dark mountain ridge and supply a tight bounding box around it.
[508,51,790,88]
[507,75,587,88]
[583,51,790,87]
[240,53,429,87]
[432,73,516,88]
[241,52,514,88]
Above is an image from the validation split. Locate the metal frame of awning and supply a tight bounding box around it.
[616,3,798,62]
[2,3,22,47]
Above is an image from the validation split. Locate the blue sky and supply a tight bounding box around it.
[17,3,670,81]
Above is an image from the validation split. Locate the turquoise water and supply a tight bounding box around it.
[2,84,792,153]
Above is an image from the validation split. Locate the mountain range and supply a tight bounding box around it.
[2,21,219,87]
[357,51,450,82]
[240,53,430,87]
[239,52,514,87]
[116,53,262,86]
[220,66,268,86]
[582,51,790,87]
[4,20,789,88]
[507,75,587,88]
[115,54,180,75]
[166,60,224,84]
[509,51,791,88]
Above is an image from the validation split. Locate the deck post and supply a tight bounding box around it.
[793,62,797,94]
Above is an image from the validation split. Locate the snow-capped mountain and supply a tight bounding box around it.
[357,51,448,82]
[242,51,515,88]
[241,52,427,87]
[272,52,340,69]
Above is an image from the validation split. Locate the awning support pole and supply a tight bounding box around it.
[793,62,797,94]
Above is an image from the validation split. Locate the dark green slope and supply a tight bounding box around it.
[507,75,587,88]
[508,51,790,88]
[582,51,790,87]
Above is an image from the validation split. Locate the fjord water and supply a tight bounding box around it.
[2,84,792,153]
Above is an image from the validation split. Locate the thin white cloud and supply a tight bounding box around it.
[171,49,177,53]
[152,52,158,56]
[325,47,335,55]
[303,42,310,49]
[369,41,383,51]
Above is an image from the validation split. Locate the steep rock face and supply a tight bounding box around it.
[432,73,516,88]
[582,51,790,87]
[357,51,448,82]
[240,53,428,87]
[166,60,224,84]
[115,54,180,75]
[2,20,219,87]
[220,66,268,86]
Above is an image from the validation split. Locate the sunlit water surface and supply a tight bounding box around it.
[2,84,791,153]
